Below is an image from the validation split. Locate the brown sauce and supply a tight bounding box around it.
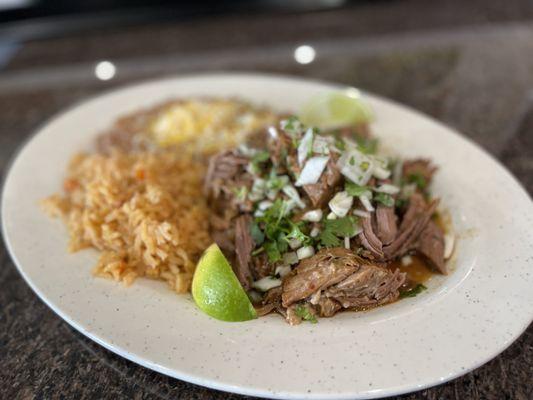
[389,255,434,289]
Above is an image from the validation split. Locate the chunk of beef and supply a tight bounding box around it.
[324,266,405,308]
[204,150,249,200]
[267,128,293,166]
[234,215,254,290]
[302,156,342,207]
[417,220,447,274]
[375,204,398,245]
[402,159,437,185]
[383,193,438,259]
[358,215,384,259]
[251,252,272,280]
[317,297,342,317]
[281,248,359,307]
[211,229,235,254]
[255,286,283,316]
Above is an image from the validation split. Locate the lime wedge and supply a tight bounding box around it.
[300,91,373,129]
[192,243,257,322]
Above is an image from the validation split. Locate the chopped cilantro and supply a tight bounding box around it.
[356,136,378,154]
[283,116,301,133]
[248,150,270,175]
[399,284,427,298]
[334,137,346,151]
[251,150,270,164]
[345,181,370,197]
[254,199,303,262]
[294,304,317,323]
[286,221,311,245]
[405,173,427,190]
[360,161,370,171]
[374,192,395,207]
[264,241,281,263]
[250,222,265,245]
[319,216,358,247]
[266,170,288,192]
[349,156,355,166]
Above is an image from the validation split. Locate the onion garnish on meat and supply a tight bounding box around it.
[294,156,329,186]
[328,191,354,217]
[302,209,323,222]
[252,276,282,292]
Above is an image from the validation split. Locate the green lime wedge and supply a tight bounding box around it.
[192,243,257,322]
[300,91,373,129]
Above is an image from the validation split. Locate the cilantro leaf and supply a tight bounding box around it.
[294,304,317,323]
[251,150,270,165]
[374,192,395,207]
[250,222,265,245]
[345,181,370,197]
[264,241,281,263]
[318,229,341,247]
[399,284,427,298]
[286,221,311,245]
[319,216,358,247]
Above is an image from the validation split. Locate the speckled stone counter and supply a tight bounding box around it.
[1,1,532,399]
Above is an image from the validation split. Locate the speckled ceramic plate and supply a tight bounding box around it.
[3,73,533,400]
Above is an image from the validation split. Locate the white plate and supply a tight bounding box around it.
[3,73,533,400]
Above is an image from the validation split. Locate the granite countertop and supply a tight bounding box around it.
[1,1,532,399]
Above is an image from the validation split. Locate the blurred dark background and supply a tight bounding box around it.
[1,1,532,400]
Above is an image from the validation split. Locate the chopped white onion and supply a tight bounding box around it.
[238,144,257,157]
[249,178,266,201]
[267,126,279,139]
[360,194,374,212]
[258,200,273,211]
[275,265,292,278]
[374,184,400,195]
[337,150,374,186]
[302,209,323,222]
[401,255,413,266]
[248,290,263,303]
[282,185,306,208]
[327,211,337,220]
[282,251,299,265]
[283,200,298,216]
[252,276,282,292]
[309,290,321,305]
[312,135,331,155]
[353,209,370,218]
[373,165,391,180]
[298,128,314,166]
[280,118,303,136]
[288,238,302,250]
[344,236,351,249]
[297,246,315,260]
[254,209,264,217]
[328,191,353,218]
[310,226,321,237]
[444,233,455,259]
[294,156,329,187]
